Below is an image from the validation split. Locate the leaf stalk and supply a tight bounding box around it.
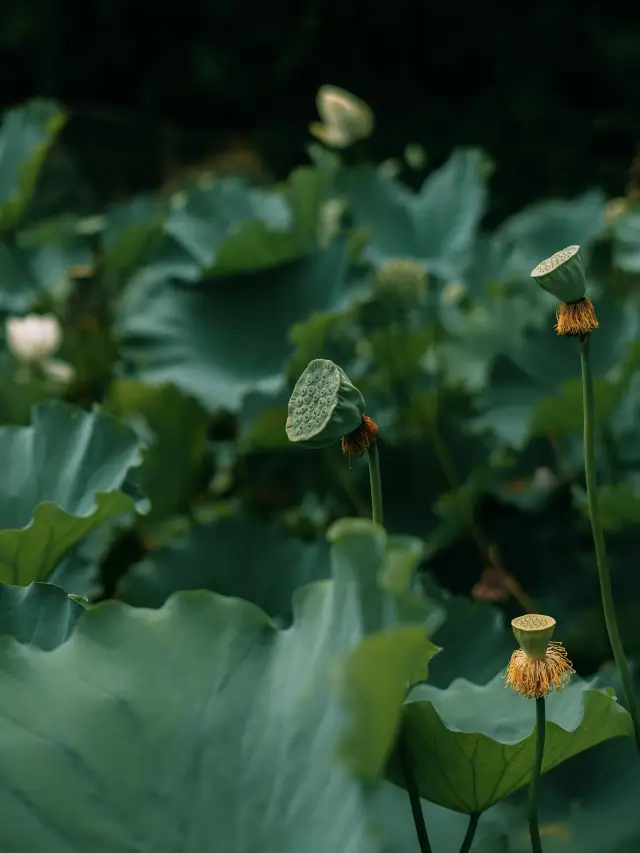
[528,696,546,853]
[580,334,640,754]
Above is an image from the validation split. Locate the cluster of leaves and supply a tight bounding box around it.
[1,98,640,851]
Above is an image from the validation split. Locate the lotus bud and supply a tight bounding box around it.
[375,258,428,300]
[6,313,62,363]
[309,85,374,149]
[286,359,378,455]
[530,245,598,336]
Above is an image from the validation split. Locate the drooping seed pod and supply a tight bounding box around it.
[530,245,599,336]
[286,359,365,446]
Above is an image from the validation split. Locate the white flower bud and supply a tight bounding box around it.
[42,358,75,384]
[309,85,374,149]
[6,314,62,363]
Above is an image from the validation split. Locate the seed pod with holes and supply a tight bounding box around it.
[286,359,366,448]
[511,614,557,660]
[531,245,586,303]
[286,359,379,456]
[531,245,598,336]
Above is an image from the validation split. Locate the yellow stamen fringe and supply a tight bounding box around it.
[504,642,574,698]
[341,414,379,458]
[555,297,599,336]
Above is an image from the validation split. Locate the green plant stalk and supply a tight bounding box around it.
[367,441,431,852]
[458,812,480,853]
[398,727,433,853]
[367,440,384,526]
[528,697,546,853]
[580,335,640,754]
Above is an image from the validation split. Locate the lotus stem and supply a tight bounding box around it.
[528,697,546,853]
[367,440,383,526]
[580,335,640,754]
[367,441,431,851]
[398,727,432,853]
[458,812,480,853]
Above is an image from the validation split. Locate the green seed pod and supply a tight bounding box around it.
[286,359,365,447]
[530,245,586,303]
[511,614,556,660]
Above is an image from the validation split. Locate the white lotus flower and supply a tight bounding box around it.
[309,85,374,149]
[6,313,62,363]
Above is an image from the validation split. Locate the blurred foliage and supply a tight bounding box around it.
[0,94,639,850]
[2,1,640,221]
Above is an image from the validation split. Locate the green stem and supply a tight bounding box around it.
[367,443,431,851]
[580,335,640,754]
[367,440,384,526]
[528,697,546,853]
[458,812,480,853]
[398,727,432,853]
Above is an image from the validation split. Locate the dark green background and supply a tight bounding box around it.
[2,0,638,220]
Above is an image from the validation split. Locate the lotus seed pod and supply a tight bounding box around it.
[511,614,556,660]
[286,359,365,448]
[530,245,586,304]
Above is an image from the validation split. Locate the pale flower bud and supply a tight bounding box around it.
[309,85,374,149]
[6,313,62,363]
[42,359,75,384]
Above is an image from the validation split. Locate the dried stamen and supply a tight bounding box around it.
[341,414,379,459]
[555,297,599,336]
[504,642,574,698]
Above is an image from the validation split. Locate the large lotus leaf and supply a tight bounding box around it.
[106,380,210,526]
[210,167,327,274]
[50,508,138,601]
[0,518,439,853]
[0,401,145,585]
[474,292,639,448]
[50,542,103,599]
[530,375,620,436]
[611,207,640,273]
[496,189,606,278]
[18,213,94,286]
[0,242,48,312]
[388,672,632,815]
[460,233,512,300]
[236,385,291,451]
[422,578,513,688]
[610,368,640,464]
[122,516,438,630]
[0,226,94,313]
[0,581,84,649]
[507,292,640,383]
[0,99,66,231]
[525,664,640,853]
[101,194,166,275]
[165,175,291,268]
[438,294,547,395]
[286,307,358,385]
[344,148,487,277]
[121,515,331,618]
[473,665,640,852]
[117,240,348,411]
